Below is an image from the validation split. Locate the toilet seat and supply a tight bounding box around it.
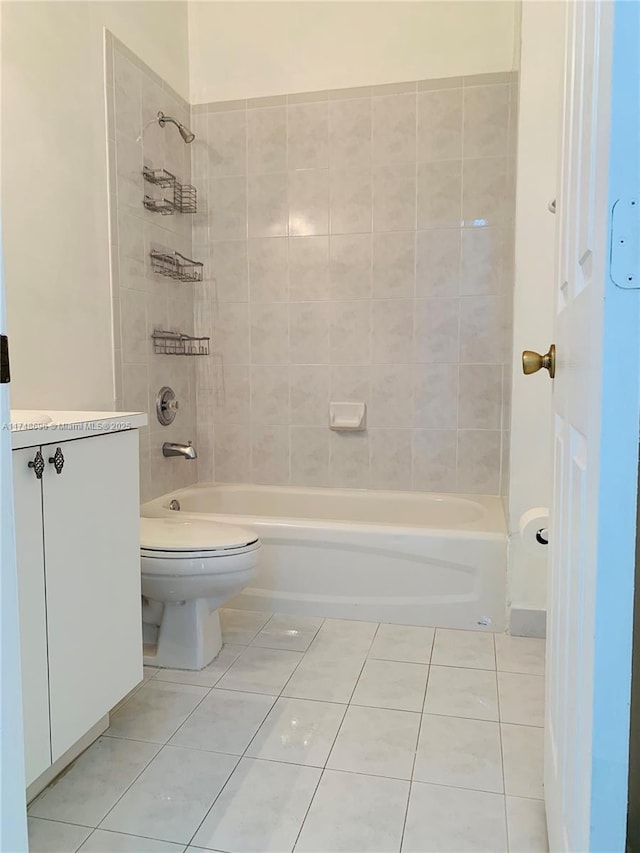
[141,516,258,553]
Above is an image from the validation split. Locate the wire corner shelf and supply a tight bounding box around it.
[143,166,197,215]
[151,329,210,357]
[150,250,203,283]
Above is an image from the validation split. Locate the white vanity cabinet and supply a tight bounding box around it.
[14,428,142,787]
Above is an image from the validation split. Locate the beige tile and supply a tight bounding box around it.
[414,714,503,793]
[217,646,302,693]
[373,163,416,232]
[329,233,372,300]
[412,429,458,492]
[251,302,289,364]
[246,696,344,766]
[209,175,247,241]
[169,688,275,755]
[464,85,510,159]
[418,75,464,91]
[248,172,288,238]
[506,797,549,852]
[251,424,290,484]
[502,723,544,799]
[291,426,330,486]
[373,93,417,165]
[413,298,460,363]
[416,229,461,297]
[288,101,329,169]
[327,705,420,779]
[329,431,371,489]
[282,653,365,703]
[372,231,416,299]
[214,424,250,482]
[252,614,324,652]
[498,672,545,727]
[221,609,272,644]
[369,365,413,428]
[368,623,434,664]
[289,168,329,236]
[413,364,458,430]
[207,109,247,177]
[457,430,501,495]
[192,758,320,853]
[250,365,290,425]
[329,98,372,168]
[330,364,371,406]
[248,237,289,302]
[289,302,331,364]
[403,782,507,853]
[289,236,330,301]
[417,160,462,229]
[295,769,409,853]
[459,365,503,430]
[461,226,505,296]
[329,166,373,234]
[352,659,428,712]
[329,300,372,364]
[417,88,463,162]
[370,429,413,491]
[290,365,330,425]
[213,365,251,424]
[424,665,498,721]
[28,817,91,853]
[247,106,287,174]
[211,241,249,302]
[432,628,496,669]
[459,295,508,363]
[372,299,414,363]
[462,157,510,227]
[495,634,546,676]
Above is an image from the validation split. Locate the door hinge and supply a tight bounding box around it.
[610,197,639,289]
[0,335,9,384]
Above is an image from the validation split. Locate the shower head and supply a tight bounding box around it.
[157,111,195,144]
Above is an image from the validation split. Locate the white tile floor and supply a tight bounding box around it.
[28,611,548,853]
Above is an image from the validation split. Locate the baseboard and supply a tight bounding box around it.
[509,607,547,638]
[26,715,109,804]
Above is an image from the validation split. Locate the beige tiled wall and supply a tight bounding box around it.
[106,34,198,502]
[191,73,517,495]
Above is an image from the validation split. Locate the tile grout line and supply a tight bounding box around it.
[495,630,512,851]
[291,619,383,851]
[398,626,436,851]
[183,614,328,849]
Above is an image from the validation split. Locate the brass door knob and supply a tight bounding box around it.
[522,345,556,378]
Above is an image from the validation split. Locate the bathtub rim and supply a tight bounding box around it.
[142,482,507,540]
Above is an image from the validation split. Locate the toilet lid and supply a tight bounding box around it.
[140,516,258,552]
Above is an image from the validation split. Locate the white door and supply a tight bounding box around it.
[43,431,142,761]
[13,446,51,786]
[0,249,28,845]
[545,1,639,850]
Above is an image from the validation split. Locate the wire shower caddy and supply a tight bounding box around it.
[143,166,197,215]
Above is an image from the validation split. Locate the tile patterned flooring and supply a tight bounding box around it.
[28,611,548,853]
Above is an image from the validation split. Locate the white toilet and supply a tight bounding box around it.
[140,516,261,670]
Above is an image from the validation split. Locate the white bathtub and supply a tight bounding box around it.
[142,483,508,631]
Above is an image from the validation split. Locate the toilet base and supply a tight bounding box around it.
[143,598,223,671]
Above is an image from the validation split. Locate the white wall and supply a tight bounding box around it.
[188,1,520,104]
[508,0,565,615]
[1,1,188,410]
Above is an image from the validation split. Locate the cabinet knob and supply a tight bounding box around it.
[48,447,65,474]
[28,450,45,480]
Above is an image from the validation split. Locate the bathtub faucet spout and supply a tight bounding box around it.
[162,441,197,460]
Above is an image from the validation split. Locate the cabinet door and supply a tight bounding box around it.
[13,447,52,786]
[42,431,142,761]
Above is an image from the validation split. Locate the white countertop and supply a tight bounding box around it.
[8,410,148,450]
